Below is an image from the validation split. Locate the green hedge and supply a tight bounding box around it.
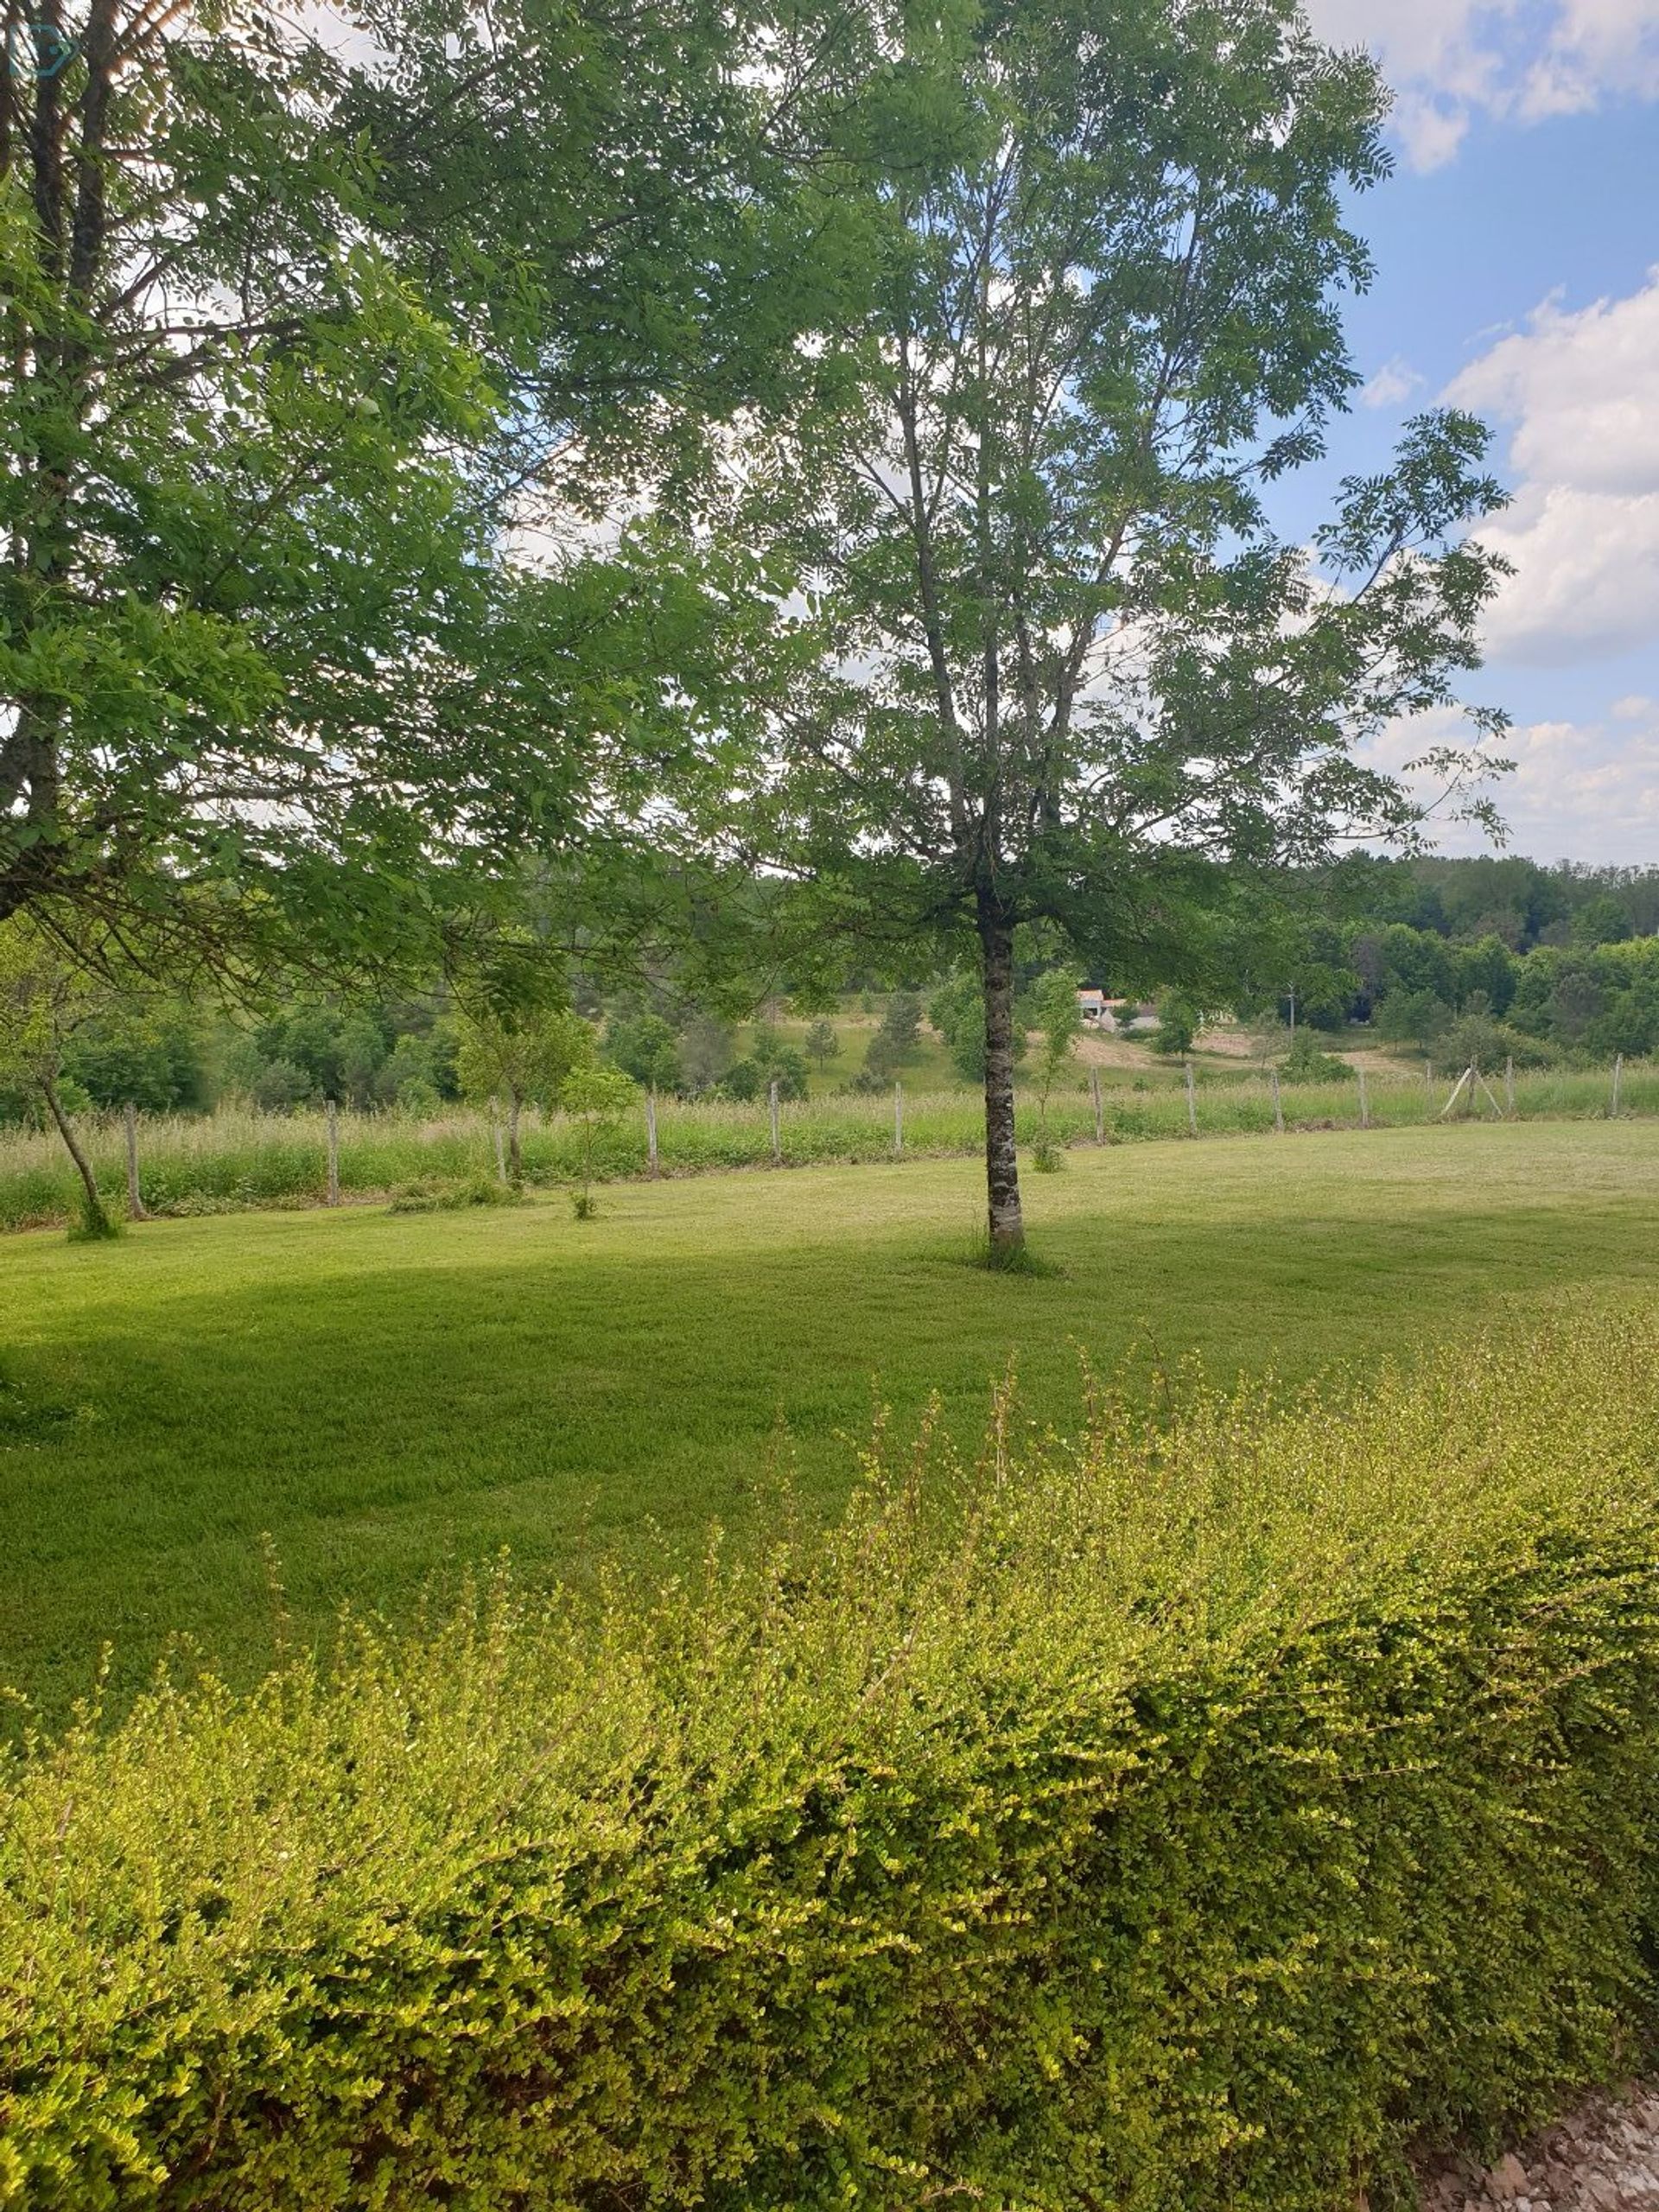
[6,1313,1659,2209]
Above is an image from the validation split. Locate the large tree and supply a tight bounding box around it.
[0,0,865,986]
[732,0,1510,1257]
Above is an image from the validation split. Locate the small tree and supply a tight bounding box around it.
[561,1065,639,1217]
[1375,989,1451,1055]
[0,922,115,1236]
[678,1014,737,1096]
[722,1043,810,1102]
[606,1013,683,1094]
[805,1019,839,1071]
[1029,973,1083,1165]
[1281,1028,1351,1083]
[881,994,924,1059]
[865,992,925,1080]
[1150,994,1201,1058]
[456,1007,594,1181]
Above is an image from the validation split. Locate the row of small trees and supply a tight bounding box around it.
[0,928,649,1235]
[454,1008,636,1192]
[3,912,1103,1235]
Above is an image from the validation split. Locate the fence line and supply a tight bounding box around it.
[6,1063,1658,1231]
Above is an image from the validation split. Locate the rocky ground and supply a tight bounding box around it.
[1413,2088,1659,2209]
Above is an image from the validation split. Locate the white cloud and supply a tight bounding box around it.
[1520,0,1659,115]
[1441,271,1659,664]
[1485,708,1659,859]
[1448,277,1659,493]
[1362,702,1659,863]
[1359,355,1427,409]
[1303,0,1659,168]
[1465,486,1659,664]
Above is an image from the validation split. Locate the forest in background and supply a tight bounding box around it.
[7,853,1654,1132]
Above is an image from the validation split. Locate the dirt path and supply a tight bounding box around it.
[1414,2088,1659,2209]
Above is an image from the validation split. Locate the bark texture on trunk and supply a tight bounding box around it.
[977,894,1024,1255]
[42,1074,110,1231]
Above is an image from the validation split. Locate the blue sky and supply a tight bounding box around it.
[1288,0,1659,862]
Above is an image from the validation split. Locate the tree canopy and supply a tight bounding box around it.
[0,0,870,989]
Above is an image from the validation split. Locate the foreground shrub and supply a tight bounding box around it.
[6,1313,1659,2209]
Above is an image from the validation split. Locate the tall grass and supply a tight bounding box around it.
[1,1060,1652,1231]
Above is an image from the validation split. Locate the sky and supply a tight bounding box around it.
[1289,0,1659,864]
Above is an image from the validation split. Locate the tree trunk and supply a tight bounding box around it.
[41,1073,111,1234]
[507,1094,523,1181]
[976,894,1024,1257]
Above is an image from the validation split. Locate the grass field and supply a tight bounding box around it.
[3,1117,1657,1721]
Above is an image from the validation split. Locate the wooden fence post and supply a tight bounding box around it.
[123,1101,147,1220]
[1270,1066,1284,1134]
[1438,1065,1474,1120]
[1184,1060,1198,1136]
[1611,1053,1624,1119]
[1505,1056,1516,1117]
[769,1079,781,1165]
[646,1087,659,1175]
[1090,1065,1103,1143]
[326,1098,340,1206]
[491,1100,507,1185]
[1424,1062,1433,1101]
[893,1081,904,1155]
[1357,1066,1370,1129]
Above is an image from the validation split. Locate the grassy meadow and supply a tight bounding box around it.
[4,1117,1658,1719]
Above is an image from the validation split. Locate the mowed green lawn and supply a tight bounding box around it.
[3,1120,1656,1718]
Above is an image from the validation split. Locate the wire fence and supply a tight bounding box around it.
[1,1058,1653,1232]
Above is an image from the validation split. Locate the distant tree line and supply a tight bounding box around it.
[1262,856,1659,1068]
[1341,856,1659,951]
